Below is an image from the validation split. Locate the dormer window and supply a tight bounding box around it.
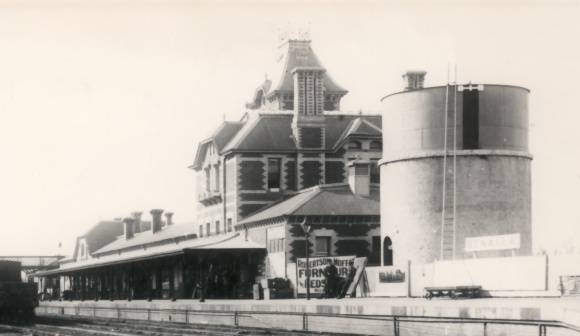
[348,141,362,150]
[370,141,382,151]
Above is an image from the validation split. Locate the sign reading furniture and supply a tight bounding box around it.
[296,256,355,296]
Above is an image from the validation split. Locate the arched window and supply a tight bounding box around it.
[370,141,382,151]
[383,236,393,266]
[348,141,362,150]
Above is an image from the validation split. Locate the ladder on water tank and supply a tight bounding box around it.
[440,81,458,261]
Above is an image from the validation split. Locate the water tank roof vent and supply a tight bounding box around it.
[403,70,427,90]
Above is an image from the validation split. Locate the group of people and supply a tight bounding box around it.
[192,262,239,302]
[321,260,358,299]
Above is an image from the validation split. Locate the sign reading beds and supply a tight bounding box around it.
[295,255,355,296]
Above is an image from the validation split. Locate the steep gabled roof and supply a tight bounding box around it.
[238,184,380,226]
[333,117,383,150]
[73,220,123,259]
[191,121,244,169]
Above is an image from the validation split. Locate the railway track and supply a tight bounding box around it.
[0,315,348,336]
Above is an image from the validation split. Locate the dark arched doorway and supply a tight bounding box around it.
[383,236,393,266]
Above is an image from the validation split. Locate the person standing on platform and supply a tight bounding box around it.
[322,259,338,298]
[199,262,213,303]
[338,260,357,299]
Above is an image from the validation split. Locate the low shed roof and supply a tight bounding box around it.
[34,233,264,277]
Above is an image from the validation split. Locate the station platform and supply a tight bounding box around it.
[37,296,580,327]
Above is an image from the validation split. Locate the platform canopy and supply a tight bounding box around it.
[33,233,264,277]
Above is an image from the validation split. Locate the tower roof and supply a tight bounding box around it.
[267,39,347,97]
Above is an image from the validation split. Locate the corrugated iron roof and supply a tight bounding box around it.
[34,233,264,276]
[93,223,196,256]
[238,184,379,226]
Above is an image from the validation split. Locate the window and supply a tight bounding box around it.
[268,238,285,253]
[383,236,393,266]
[315,236,331,256]
[199,225,203,237]
[214,164,220,191]
[348,141,362,150]
[227,218,232,232]
[216,221,220,234]
[205,168,210,192]
[371,159,380,184]
[206,223,211,236]
[370,236,381,265]
[267,158,281,190]
[355,165,369,175]
[370,141,382,151]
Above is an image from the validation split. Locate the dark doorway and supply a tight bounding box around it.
[383,236,393,266]
[369,236,381,265]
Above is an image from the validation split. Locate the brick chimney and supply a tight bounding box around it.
[131,211,142,233]
[165,212,174,226]
[347,160,371,196]
[403,70,426,90]
[123,217,135,240]
[150,209,164,233]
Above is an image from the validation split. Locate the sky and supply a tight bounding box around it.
[0,0,578,256]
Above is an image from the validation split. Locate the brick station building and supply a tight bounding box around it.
[34,39,382,300]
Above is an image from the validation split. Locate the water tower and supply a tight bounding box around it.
[380,71,532,266]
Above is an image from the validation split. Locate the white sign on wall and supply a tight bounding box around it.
[295,256,356,296]
[465,233,520,252]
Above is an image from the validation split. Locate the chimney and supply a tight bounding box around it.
[150,209,164,233]
[123,217,135,240]
[131,211,142,233]
[165,212,174,226]
[403,70,426,90]
[347,160,371,197]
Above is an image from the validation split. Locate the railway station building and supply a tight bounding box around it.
[34,39,383,300]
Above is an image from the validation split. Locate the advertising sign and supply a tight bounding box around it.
[295,255,355,295]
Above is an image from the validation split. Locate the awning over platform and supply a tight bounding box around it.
[33,233,265,277]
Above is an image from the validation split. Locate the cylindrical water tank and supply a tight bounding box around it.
[379,84,532,266]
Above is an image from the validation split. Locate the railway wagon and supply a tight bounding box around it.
[0,260,37,324]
